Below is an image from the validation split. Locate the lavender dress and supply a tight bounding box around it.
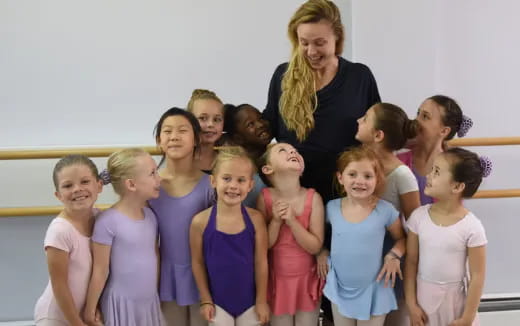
[148,174,215,305]
[92,207,163,326]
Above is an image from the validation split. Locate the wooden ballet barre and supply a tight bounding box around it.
[0,204,111,217]
[448,137,520,147]
[1,189,519,217]
[0,137,519,160]
[0,146,160,160]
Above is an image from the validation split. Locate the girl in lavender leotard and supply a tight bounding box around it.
[84,148,163,326]
[148,107,215,326]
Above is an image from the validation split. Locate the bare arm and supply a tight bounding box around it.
[189,211,213,305]
[453,246,486,325]
[387,217,406,257]
[285,192,324,255]
[405,231,428,326]
[249,209,270,324]
[399,191,421,220]
[377,217,406,287]
[256,192,283,249]
[84,243,111,326]
[46,247,87,326]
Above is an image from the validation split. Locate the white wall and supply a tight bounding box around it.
[1,0,519,321]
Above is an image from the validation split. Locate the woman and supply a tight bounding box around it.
[262,0,381,323]
[263,0,380,203]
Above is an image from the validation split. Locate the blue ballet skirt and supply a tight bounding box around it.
[323,198,399,320]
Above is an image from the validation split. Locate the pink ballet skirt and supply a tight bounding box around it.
[262,188,324,316]
[417,277,479,326]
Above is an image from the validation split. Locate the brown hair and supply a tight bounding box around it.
[335,146,385,197]
[443,148,485,198]
[53,155,100,190]
[280,0,344,141]
[186,89,223,113]
[428,95,463,141]
[373,103,417,151]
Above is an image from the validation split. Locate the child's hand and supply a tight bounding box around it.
[376,256,402,288]
[199,303,215,322]
[408,303,428,326]
[316,249,330,279]
[272,201,288,222]
[449,317,474,326]
[84,309,102,326]
[277,201,296,226]
[255,302,270,324]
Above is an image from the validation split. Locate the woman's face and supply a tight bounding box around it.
[296,19,337,71]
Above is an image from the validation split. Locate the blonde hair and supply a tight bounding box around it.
[187,89,223,112]
[281,0,344,141]
[335,146,385,197]
[212,146,257,177]
[107,148,149,195]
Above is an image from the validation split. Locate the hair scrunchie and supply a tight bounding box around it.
[99,169,111,185]
[457,114,473,137]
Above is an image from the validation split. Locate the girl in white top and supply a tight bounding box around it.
[355,102,421,326]
[405,148,490,326]
[34,155,103,326]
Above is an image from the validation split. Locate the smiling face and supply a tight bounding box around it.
[337,159,378,200]
[157,115,197,160]
[191,99,224,145]
[211,157,254,206]
[263,143,304,175]
[233,106,272,147]
[55,164,102,213]
[296,19,338,71]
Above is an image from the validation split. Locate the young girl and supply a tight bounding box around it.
[323,146,406,326]
[355,102,421,326]
[256,143,324,326]
[34,155,102,326]
[84,148,163,326]
[190,146,269,325]
[222,103,273,208]
[405,148,490,326]
[148,107,214,326]
[187,89,225,173]
[397,95,473,204]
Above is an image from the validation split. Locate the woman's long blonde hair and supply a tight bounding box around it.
[281,0,344,141]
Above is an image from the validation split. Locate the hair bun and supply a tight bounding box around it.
[457,114,473,137]
[99,169,112,185]
[479,156,492,178]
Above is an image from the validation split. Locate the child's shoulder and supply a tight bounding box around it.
[245,206,264,221]
[191,207,212,229]
[47,216,74,234]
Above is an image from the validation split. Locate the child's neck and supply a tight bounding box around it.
[344,194,377,208]
[114,195,147,220]
[216,199,243,216]
[61,208,95,235]
[431,196,465,215]
[196,143,217,170]
[370,143,401,174]
[271,172,302,199]
[165,154,198,178]
[244,144,266,162]
[414,137,444,162]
